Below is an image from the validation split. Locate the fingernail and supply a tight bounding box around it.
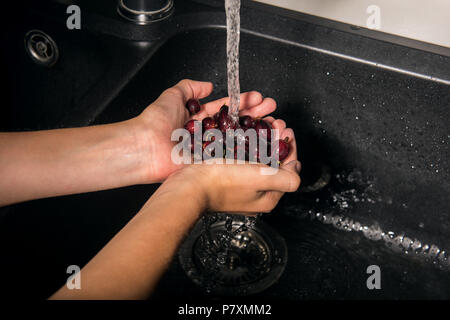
[295,161,301,174]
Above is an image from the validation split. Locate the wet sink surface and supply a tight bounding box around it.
[95,28,450,298]
[0,3,449,299]
[0,2,152,131]
[95,27,449,247]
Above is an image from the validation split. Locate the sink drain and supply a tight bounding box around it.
[179,215,288,296]
[24,30,59,67]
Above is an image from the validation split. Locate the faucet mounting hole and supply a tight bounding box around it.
[24,30,59,67]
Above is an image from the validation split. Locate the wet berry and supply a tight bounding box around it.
[272,138,290,162]
[186,99,201,115]
[254,120,272,142]
[184,119,201,135]
[218,105,228,118]
[218,105,238,132]
[239,116,254,129]
[202,117,218,131]
[183,110,290,164]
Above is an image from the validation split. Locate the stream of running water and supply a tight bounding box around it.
[225,0,241,122]
[189,0,449,295]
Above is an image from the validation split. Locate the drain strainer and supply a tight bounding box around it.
[179,215,288,296]
[24,30,59,67]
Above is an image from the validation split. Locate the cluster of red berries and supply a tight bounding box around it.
[184,99,290,163]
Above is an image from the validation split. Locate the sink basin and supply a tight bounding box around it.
[0,1,152,131]
[0,0,448,299]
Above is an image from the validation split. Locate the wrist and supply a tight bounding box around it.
[140,177,207,223]
[176,182,208,218]
[120,116,157,185]
[154,169,209,215]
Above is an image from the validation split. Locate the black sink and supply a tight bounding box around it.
[0,0,448,299]
[0,1,153,131]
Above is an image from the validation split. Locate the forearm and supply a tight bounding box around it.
[50,185,205,300]
[0,118,149,206]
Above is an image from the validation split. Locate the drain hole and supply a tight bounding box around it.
[24,30,59,67]
[179,215,288,296]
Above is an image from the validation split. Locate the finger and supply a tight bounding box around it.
[262,116,275,124]
[200,91,263,117]
[257,161,301,193]
[261,116,277,139]
[170,79,214,102]
[281,159,302,176]
[239,98,277,118]
[255,191,284,213]
[271,119,287,131]
[268,119,287,141]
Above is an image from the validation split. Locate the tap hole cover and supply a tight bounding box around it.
[24,30,59,67]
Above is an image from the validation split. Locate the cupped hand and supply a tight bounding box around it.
[135,79,278,183]
[151,121,301,215]
[155,161,301,216]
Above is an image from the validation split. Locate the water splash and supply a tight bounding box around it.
[225,0,241,122]
[286,169,450,270]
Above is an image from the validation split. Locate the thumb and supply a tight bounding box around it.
[173,79,214,102]
[259,161,301,193]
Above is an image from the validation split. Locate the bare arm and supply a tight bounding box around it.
[49,177,204,300]
[0,79,276,207]
[50,158,301,300]
[0,118,149,206]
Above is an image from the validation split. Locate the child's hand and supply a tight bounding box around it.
[134,79,278,183]
[149,126,300,216]
[154,161,301,216]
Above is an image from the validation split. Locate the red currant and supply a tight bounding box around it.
[186,99,201,115]
[184,119,201,135]
[239,116,254,129]
[218,105,238,132]
[254,120,272,142]
[202,117,218,131]
[272,138,290,162]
